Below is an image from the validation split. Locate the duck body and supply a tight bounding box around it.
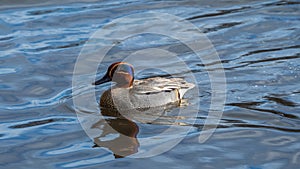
[94,62,194,110]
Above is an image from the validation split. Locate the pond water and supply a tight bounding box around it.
[1,0,300,168]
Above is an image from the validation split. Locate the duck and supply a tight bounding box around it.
[93,62,194,110]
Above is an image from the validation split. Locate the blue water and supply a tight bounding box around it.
[1,0,300,168]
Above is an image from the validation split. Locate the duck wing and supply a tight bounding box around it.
[133,77,195,98]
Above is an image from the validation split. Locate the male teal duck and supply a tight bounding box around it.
[94,62,194,110]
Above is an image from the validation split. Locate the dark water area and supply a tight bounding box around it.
[1,0,300,168]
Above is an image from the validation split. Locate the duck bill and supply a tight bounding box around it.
[93,75,111,85]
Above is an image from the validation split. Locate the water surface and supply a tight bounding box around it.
[0,0,300,168]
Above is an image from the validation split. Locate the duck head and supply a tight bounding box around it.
[93,62,134,88]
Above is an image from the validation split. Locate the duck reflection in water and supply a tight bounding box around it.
[92,108,139,158]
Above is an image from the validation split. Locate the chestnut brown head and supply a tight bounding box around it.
[93,62,134,88]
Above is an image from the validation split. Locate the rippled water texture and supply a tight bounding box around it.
[1,0,300,168]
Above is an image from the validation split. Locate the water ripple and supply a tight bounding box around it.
[1,88,73,110]
[264,95,298,107]
[186,6,251,20]
[0,116,77,140]
[9,118,72,129]
[227,102,299,119]
[241,45,300,57]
